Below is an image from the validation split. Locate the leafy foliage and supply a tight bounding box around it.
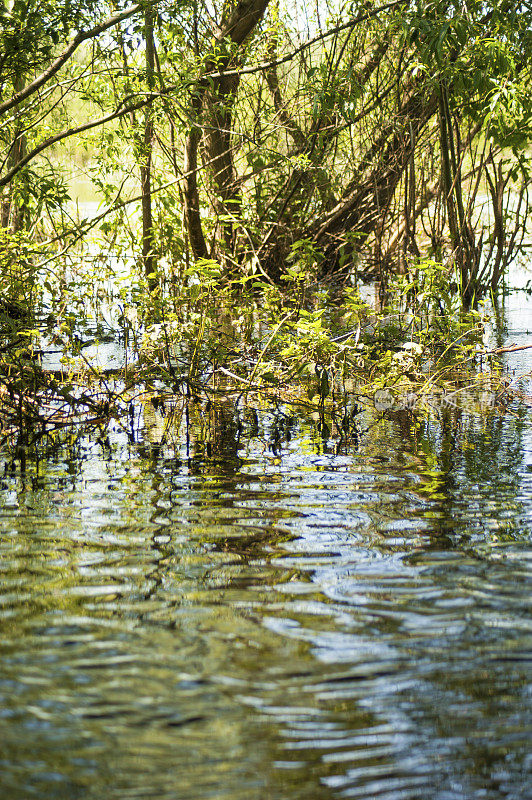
[0,0,528,448]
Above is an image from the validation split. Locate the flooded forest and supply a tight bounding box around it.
[1,2,532,799]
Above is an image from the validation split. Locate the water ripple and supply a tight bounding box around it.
[0,404,531,799]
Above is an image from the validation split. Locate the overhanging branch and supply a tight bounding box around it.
[0,3,142,117]
[0,91,158,188]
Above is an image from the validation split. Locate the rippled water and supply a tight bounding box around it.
[1,301,532,799]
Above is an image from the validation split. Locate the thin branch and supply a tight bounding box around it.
[0,91,161,188]
[202,1,403,81]
[0,4,142,116]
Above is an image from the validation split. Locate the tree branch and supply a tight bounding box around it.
[202,1,402,81]
[0,92,157,188]
[0,4,142,117]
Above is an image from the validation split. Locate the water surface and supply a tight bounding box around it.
[1,299,531,800]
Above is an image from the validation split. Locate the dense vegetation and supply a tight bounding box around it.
[0,0,530,449]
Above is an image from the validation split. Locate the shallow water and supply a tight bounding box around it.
[1,295,532,800]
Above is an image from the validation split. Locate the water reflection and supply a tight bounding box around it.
[0,384,531,799]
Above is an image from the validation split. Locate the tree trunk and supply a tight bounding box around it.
[141,4,158,292]
[306,85,439,275]
[1,71,27,231]
[182,0,271,265]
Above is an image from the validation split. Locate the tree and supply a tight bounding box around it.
[172,0,532,299]
[0,2,143,227]
[1,0,531,304]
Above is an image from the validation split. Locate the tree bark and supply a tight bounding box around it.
[141,4,157,291]
[308,84,439,272]
[1,72,27,232]
[182,0,271,263]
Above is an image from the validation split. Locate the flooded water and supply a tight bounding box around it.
[1,291,532,799]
